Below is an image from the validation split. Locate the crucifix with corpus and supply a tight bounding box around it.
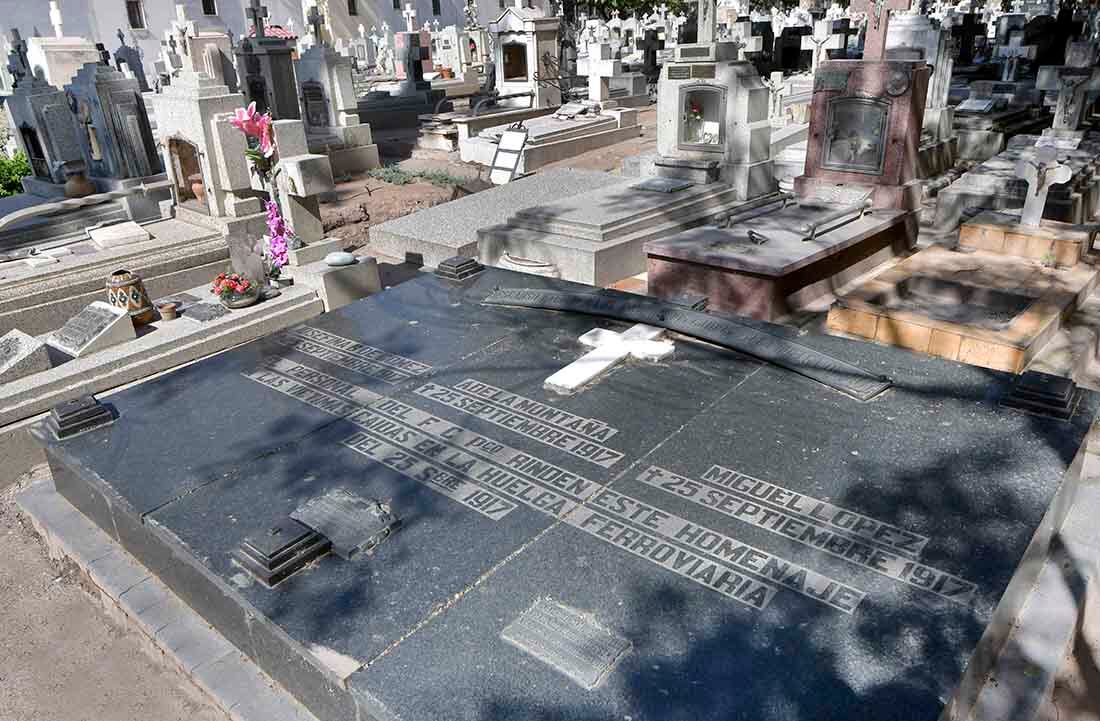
[402,3,419,33]
[850,0,914,61]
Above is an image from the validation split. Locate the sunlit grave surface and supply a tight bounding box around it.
[38,267,1096,721]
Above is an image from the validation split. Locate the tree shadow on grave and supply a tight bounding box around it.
[470,398,1077,721]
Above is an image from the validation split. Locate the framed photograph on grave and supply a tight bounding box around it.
[678,84,726,152]
[821,96,889,176]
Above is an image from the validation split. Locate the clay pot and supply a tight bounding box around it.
[63,170,96,199]
[106,269,156,325]
[188,174,206,203]
[157,302,179,321]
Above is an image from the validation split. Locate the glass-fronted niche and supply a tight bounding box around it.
[678,84,726,152]
[821,97,889,176]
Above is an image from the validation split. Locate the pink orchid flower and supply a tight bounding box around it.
[256,114,276,158]
[230,102,263,137]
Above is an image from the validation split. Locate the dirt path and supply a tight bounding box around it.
[0,472,224,721]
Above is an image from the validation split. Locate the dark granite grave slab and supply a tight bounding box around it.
[37,269,1097,721]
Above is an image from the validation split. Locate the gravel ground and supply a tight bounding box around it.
[0,470,224,721]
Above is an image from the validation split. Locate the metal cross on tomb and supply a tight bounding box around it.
[544,324,675,395]
[850,0,914,60]
[403,3,418,33]
[247,0,269,39]
[307,4,325,43]
[1014,145,1072,227]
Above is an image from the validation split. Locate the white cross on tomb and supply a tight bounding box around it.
[801,19,845,72]
[403,3,418,33]
[544,324,675,395]
[1015,145,1071,227]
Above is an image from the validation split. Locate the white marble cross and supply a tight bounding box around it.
[403,3,418,33]
[1015,145,1071,227]
[544,324,675,395]
[587,42,619,103]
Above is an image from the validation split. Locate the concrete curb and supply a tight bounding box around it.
[16,476,319,721]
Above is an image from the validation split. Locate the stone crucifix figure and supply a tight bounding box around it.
[850,0,915,60]
[802,19,844,73]
[403,3,418,33]
[1015,145,1071,227]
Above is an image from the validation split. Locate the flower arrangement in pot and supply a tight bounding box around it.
[211,272,260,309]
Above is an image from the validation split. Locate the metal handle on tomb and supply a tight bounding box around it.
[799,198,872,242]
[472,91,534,116]
[716,191,794,228]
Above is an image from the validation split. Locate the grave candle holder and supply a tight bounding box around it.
[105,269,155,325]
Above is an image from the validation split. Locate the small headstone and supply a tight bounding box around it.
[87,221,152,250]
[0,329,52,382]
[182,303,231,323]
[46,301,135,358]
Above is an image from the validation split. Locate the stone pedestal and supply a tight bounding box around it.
[24,36,100,88]
[959,211,1092,267]
[288,257,381,311]
[649,42,774,198]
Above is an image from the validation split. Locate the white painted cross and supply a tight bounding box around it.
[801,19,845,72]
[544,324,675,395]
[403,3,418,33]
[49,0,63,39]
[587,42,620,104]
[1015,145,1071,227]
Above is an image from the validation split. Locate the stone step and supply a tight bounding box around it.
[1029,290,1100,391]
[0,203,129,250]
[509,183,742,242]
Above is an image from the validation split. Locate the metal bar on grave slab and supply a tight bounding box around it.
[716,191,793,227]
[482,288,892,401]
[798,198,872,242]
[473,91,534,116]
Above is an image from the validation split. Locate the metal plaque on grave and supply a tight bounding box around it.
[291,488,400,559]
[814,69,849,91]
[667,65,691,80]
[692,64,716,79]
[183,303,230,323]
[501,599,631,689]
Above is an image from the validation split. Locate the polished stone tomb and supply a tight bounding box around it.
[38,268,1097,721]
